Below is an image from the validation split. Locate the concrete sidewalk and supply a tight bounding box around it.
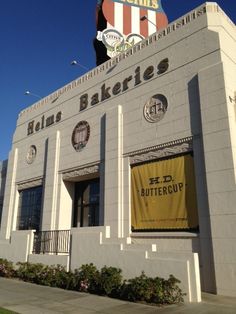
[0,278,236,314]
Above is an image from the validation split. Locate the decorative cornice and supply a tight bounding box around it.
[127,137,193,165]
[62,164,99,180]
[17,2,228,118]
[17,177,43,190]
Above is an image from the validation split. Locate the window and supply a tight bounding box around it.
[17,186,43,231]
[73,179,100,227]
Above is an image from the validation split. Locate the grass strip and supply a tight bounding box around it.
[0,308,19,314]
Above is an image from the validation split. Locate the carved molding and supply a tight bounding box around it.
[127,137,193,165]
[17,177,43,190]
[62,164,99,180]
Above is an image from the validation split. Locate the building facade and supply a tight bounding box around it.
[0,2,236,302]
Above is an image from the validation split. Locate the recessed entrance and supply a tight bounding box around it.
[73,178,100,227]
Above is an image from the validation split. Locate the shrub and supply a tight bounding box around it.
[120,272,153,302]
[120,272,184,304]
[73,263,100,293]
[162,275,184,304]
[38,264,71,289]
[16,262,45,283]
[72,264,122,296]
[16,263,73,289]
[0,259,15,278]
[98,266,123,297]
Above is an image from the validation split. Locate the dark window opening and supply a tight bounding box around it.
[17,186,43,231]
[0,203,2,227]
[73,179,100,227]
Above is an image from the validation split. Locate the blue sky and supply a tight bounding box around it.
[0,0,235,161]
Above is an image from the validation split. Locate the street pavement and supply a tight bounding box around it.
[0,277,236,314]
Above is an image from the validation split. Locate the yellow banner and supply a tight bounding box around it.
[131,154,198,230]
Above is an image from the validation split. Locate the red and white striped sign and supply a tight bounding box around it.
[102,0,168,38]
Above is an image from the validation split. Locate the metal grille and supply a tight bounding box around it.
[33,230,70,254]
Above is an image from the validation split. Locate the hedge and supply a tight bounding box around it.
[0,258,185,305]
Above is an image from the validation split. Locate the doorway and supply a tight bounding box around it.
[73,178,100,227]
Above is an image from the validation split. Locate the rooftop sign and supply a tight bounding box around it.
[111,0,163,12]
[97,0,168,58]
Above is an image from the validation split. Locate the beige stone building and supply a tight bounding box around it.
[0,2,236,302]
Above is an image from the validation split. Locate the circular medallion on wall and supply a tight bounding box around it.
[26,145,37,164]
[143,94,168,123]
[72,121,90,152]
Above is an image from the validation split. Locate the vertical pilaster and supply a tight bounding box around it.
[41,131,60,231]
[104,105,124,238]
[0,148,18,239]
